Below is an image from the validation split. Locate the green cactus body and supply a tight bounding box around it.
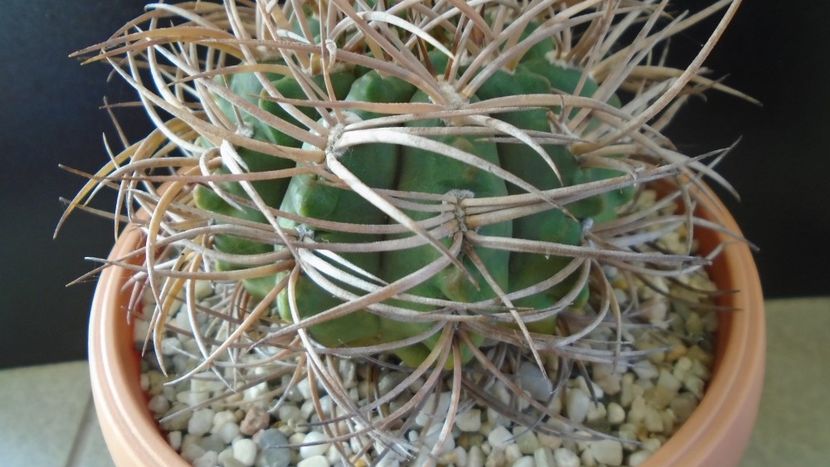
[379,89,511,367]
[274,71,416,347]
[193,39,633,366]
[475,67,587,332]
[520,55,634,222]
[196,69,357,299]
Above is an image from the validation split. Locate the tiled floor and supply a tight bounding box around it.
[0,361,113,467]
[0,298,827,466]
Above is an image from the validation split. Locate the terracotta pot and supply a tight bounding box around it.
[88,186,765,467]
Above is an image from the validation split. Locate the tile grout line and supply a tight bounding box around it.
[63,391,96,467]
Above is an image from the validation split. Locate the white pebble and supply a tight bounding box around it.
[487,425,513,449]
[297,455,329,467]
[628,396,646,425]
[451,447,467,466]
[300,431,329,459]
[485,447,505,467]
[415,392,451,427]
[161,337,182,356]
[607,402,626,425]
[243,382,269,407]
[212,411,237,432]
[177,391,210,407]
[193,450,218,467]
[181,444,205,463]
[504,444,522,463]
[643,437,662,452]
[632,360,659,380]
[486,406,506,426]
[628,450,652,466]
[513,456,535,467]
[512,427,540,454]
[493,381,511,406]
[589,440,623,466]
[422,423,455,455]
[218,447,243,467]
[581,448,597,466]
[148,395,169,415]
[553,448,580,467]
[455,409,482,432]
[290,432,307,446]
[296,378,314,399]
[644,406,664,432]
[642,298,668,324]
[377,372,406,395]
[684,374,705,397]
[586,402,607,422]
[565,388,590,424]
[300,400,316,420]
[277,404,302,423]
[468,445,485,467]
[217,422,240,444]
[167,431,182,451]
[188,409,215,436]
[533,447,554,467]
[232,438,257,466]
[537,433,562,450]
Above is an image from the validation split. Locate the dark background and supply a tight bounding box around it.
[1,1,827,369]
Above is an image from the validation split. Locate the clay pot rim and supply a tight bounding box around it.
[88,185,765,467]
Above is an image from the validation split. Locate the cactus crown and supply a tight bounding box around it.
[63,0,749,459]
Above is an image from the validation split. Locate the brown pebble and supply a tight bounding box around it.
[239,407,270,436]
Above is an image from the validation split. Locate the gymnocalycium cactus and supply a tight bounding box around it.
[63,0,752,459]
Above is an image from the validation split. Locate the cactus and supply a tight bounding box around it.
[64,0,750,458]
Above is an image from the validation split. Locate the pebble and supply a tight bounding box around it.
[487,425,513,449]
[193,450,218,467]
[200,434,228,452]
[581,449,597,466]
[518,362,554,400]
[189,409,215,436]
[628,450,652,466]
[300,431,330,459]
[181,442,205,462]
[589,440,623,466]
[178,390,210,407]
[537,433,561,450]
[415,392,451,427]
[167,431,182,451]
[533,447,554,467]
[565,388,591,424]
[277,404,302,424]
[512,427,539,454]
[148,395,170,415]
[232,438,257,466]
[421,423,455,455]
[240,407,270,436]
[297,455,329,467]
[455,409,482,432]
[513,456,535,467]
[504,444,522,463]
[607,402,626,425]
[553,447,580,467]
[468,445,484,467]
[632,360,659,380]
[213,411,237,432]
[217,422,240,444]
[161,337,182,356]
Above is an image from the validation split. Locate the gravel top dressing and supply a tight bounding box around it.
[136,191,718,467]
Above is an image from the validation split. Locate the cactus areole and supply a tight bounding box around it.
[66,0,751,458]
